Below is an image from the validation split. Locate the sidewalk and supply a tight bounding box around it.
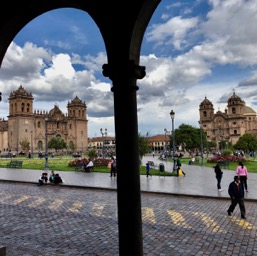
[0,155,257,201]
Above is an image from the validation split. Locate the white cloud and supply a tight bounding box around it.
[1,0,257,137]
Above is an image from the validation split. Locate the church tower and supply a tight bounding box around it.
[8,85,34,152]
[67,96,88,151]
[199,97,215,142]
[199,96,214,122]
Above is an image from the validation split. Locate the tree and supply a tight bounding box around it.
[48,136,67,151]
[138,133,150,163]
[234,134,257,152]
[20,138,30,153]
[174,124,207,151]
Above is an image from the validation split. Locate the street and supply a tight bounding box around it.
[0,182,257,255]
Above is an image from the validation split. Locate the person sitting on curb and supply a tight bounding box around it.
[37,172,48,186]
[49,170,55,183]
[53,173,63,184]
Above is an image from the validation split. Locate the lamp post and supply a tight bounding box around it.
[44,117,49,170]
[164,128,167,152]
[170,110,176,174]
[30,131,33,158]
[100,128,107,158]
[199,121,204,167]
[82,138,84,156]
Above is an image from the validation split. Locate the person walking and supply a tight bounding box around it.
[110,157,117,177]
[236,161,248,192]
[213,163,223,191]
[146,162,152,177]
[227,175,246,219]
[176,153,185,176]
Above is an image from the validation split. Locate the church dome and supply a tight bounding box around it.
[228,92,244,105]
[9,85,33,100]
[49,105,64,118]
[199,97,213,107]
[242,106,256,114]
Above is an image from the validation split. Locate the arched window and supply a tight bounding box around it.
[37,121,41,128]
[232,107,236,114]
[234,130,237,134]
[21,102,25,112]
[203,111,207,117]
[27,103,30,112]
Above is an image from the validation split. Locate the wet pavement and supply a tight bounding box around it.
[0,156,257,255]
[0,155,256,201]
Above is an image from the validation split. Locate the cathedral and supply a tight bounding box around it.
[0,85,88,154]
[199,92,257,146]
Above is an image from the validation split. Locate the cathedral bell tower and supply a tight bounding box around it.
[199,97,214,122]
[67,96,88,152]
[8,85,34,152]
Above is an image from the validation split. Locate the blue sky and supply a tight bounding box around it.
[1,0,257,137]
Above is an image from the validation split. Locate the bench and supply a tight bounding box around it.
[189,157,200,165]
[6,160,23,168]
[74,163,94,172]
[147,161,158,170]
[218,160,230,168]
[74,164,83,172]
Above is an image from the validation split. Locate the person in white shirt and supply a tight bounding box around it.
[85,158,94,172]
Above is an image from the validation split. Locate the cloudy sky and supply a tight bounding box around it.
[1,0,257,138]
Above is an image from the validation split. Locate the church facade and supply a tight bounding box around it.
[199,92,257,147]
[0,85,88,154]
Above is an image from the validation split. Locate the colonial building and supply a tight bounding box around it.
[199,92,257,146]
[0,85,88,154]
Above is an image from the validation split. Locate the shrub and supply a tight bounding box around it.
[68,157,110,167]
[222,149,232,156]
[207,155,246,163]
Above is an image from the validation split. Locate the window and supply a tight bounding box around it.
[203,111,207,117]
[232,107,236,114]
[234,130,237,134]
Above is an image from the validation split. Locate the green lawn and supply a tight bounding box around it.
[0,156,175,176]
[1,156,256,176]
[182,157,257,173]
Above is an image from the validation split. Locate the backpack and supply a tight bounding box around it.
[112,161,117,169]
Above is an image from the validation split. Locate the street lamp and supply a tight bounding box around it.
[44,117,49,170]
[170,110,176,174]
[30,131,33,158]
[199,121,204,167]
[81,131,84,156]
[164,128,167,152]
[100,128,107,158]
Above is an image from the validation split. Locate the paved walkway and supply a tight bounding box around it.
[0,155,256,201]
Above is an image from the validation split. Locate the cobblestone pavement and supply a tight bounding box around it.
[1,182,257,256]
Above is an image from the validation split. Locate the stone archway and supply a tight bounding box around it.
[0,1,162,255]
